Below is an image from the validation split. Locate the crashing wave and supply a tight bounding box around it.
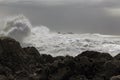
[0,15,32,42]
[1,15,120,56]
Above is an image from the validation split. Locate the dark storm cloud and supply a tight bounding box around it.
[0,0,120,35]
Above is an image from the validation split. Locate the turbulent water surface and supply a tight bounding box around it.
[1,15,120,56]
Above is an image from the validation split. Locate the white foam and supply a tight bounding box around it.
[1,15,120,57]
[0,15,31,42]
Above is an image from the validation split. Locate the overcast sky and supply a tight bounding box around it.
[0,0,120,35]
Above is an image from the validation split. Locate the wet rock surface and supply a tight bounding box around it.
[0,37,120,80]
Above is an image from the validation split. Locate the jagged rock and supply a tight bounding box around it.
[78,51,101,58]
[75,51,114,80]
[14,71,29,80]
[0,37,31,73]
[114,53,120,60]
[39,54,54,64]
[0,37,37,79]
[0,37,120,80]
[48,67,72,80]
[103,60,120,80]
[78,51,113,60]
[75,56,94,79]
[92,75,105,80]
[0,75,8,80]
[69,75,88,80]
[23,47,41,67]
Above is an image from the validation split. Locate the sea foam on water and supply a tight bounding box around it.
[1,15,120,57]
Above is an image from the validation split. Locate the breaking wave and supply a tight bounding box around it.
[0,15,50,42]
[1,15,120,57]
[0,15,31,42]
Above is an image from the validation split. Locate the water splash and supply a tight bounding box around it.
[0,15,32,42]
[1,15,120,57]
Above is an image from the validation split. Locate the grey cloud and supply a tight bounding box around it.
[0,0,120,35]
[0,0,106,6]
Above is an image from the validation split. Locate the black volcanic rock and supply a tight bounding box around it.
[78,51,113,60]
[0,37,120,80]
[0,75,8,80]
[22,47,41,66]
[114,53,120,60]
[0,37,42,79]
[69,75,88,80]
[103,60,120,80]
[0,37,30,72]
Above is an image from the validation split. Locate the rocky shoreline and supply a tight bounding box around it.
[0,37,120,80]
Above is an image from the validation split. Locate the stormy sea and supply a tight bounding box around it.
[0,15,120,80]
[1,15,120,56]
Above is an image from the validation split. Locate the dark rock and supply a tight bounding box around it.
[103,60,120,80]
[0,75,8,80]
[92,75,105,80]
[0,37,119,80]
[69,75,88,80]
[39,54,54,64]
[75,56,94,79]
[0,37,30,73]
[114,53,120,60]
[78,51,113,60]
[14,71,29,80]
[48,67,72,80]
[111,75,120,80]
[23,47,42,68]
[0,37,41,79]
[78,51,101,59]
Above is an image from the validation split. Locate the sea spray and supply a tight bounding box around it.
[1,15,120,56]
[0,15,32,42]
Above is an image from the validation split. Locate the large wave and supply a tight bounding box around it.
[1,15,120,57]
[0,15,32,42]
